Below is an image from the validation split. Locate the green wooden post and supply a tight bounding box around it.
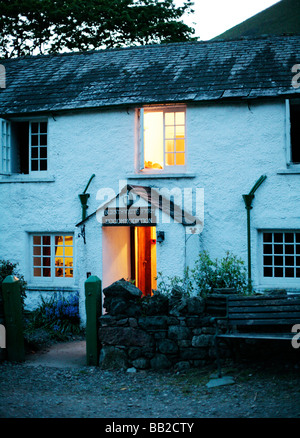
[2,275,25,362]
[85,275,102,366]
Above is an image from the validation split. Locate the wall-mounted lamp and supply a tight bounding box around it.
[157,231,165,243]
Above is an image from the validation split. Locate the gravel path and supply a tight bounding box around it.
[1,343,300,419]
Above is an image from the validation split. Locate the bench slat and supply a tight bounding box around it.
[217,333,294,340]
[228,318,300,326]
[228,305,300,313]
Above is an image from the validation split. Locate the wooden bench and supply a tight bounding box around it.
[212,294,300,376]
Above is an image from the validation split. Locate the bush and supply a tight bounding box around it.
[154,251,251,298]
[0,259,27,310]
[28,292,81,339]
[192,251,250,296]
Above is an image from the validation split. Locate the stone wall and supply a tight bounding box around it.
[98,279,218,371]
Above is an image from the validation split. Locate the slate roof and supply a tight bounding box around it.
[0,35,300,116]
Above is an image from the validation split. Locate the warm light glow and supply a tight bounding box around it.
[144,110,185,169]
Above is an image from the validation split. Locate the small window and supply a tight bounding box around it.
[262,231,300,279]
[0,119,48,175]
[289,102,300,164]
[141,107,186,171]
[32,234,74,282]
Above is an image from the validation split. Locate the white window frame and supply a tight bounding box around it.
[138,105,187,174]
[29,120,48,175]
[285,99,300,168]
[0,118,11,174]
[259,229,300,288]
[30,233,74,285]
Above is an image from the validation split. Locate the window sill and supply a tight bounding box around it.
[26,285,77,292]
[0,174,55,183]
[127,172,196,179]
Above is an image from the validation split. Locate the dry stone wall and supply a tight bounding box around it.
[98,279,219,371]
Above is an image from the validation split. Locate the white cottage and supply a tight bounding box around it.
[0,35,300,322]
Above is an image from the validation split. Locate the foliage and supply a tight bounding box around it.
[155,267,194,297]
[0,0,196,58]
[192,251,250,296]
[0,259,27,310]
[155,251,251,298]
[28,292,81,339]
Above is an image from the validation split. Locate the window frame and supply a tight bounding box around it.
[0,117,49,176]
[29,120,48,174]
[138,105,187,174]
[259,229,300,287]
[30,233,74,285]
[286,99,300,168]
[0,118,11,175]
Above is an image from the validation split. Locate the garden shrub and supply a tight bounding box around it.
[28,292,81,339]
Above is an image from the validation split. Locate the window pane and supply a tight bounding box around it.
[264,267,272,277]
[31,160,38,171]
[34,268,41,277]
[263,256,272,265]
[144,111,164,169]
[40,122,47,133]
[274,267,283,277]
[165,140,174,152]
[40,134,47,146]
[274,244,283,254]
[285,256,294,266]
[40,147,47,158]
[285,267,295,277]
[43,246,51,256]
[175,125,185,138]
[165,153,174,166]
[285,233,294,243]
[33,235,41,245]
[43,268,51,277]
[65,258,73,267]
[176,139,185,152]
[43,257,51,266]
[175,112,185,125]
[33,257,41,267]
[31,122,39,133]
[40,160,47,171]
[263,233,272,242]
[285,245,294,255]
[43,236,50,245]
[55,268,64,277]
[165,112,174,125]
[55,236,63,246]
[33,246,41,255]
[31,147,39,158]
[296,233,300,243]
[65,236,73,246]
[296,245,300,255]
[31,135,39,146]
[274,256,283,266]
[176,153,185,165]
[165,126,174,139]
[274,233,283,242]
[263,244,272,254]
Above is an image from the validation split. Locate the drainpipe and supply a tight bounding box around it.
[79,174,95,222]
[242,174,267,291]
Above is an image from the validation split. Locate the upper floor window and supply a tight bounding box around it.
[139,106,186,172]
[0,118,48,175]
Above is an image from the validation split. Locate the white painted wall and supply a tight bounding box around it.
[0,99,299,323]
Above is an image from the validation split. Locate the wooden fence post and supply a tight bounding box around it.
[85,275,102,366]
[2,275,25,362]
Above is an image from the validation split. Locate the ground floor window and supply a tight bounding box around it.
[262,231,300,278]
[31,233,74,282]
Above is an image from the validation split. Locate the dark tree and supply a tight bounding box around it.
[0,0,196,58]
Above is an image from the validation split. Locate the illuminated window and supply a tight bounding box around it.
[141,107,186,171]
[32,234,74,282]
